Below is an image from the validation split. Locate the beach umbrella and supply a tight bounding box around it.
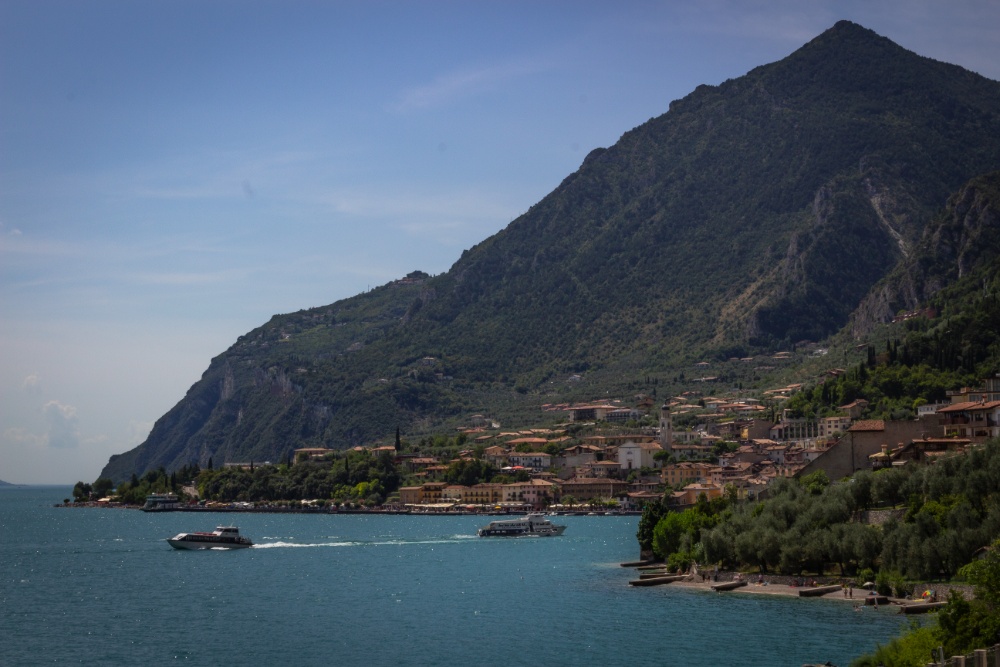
[862,581,876,588]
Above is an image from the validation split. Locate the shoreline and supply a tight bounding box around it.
[56,502,642,516]
[670,578,864,601]
[629,570,956,610]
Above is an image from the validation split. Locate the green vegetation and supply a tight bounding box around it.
[853,539,1000,665]
[651,494,731,571]
[99,464,201,505]
[784,242,1000,422]
[642,441,1000,581]
[81,440,535,507]
[71,477,114,502]
[196,451,402,505]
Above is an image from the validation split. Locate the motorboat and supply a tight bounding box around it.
[167,526,253,549]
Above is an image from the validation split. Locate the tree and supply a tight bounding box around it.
[92,478,114,498]
[800,469,830,495]
[72,481,92,502]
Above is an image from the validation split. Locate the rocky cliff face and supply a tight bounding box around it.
[850,171,1000,337]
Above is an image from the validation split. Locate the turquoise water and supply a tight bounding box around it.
[1,487,912,666]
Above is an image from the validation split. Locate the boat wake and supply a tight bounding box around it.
[252,536,476,549]
[252,540,362,549]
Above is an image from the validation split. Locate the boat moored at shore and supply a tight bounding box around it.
[167,526,253,549]
[477,513,566,537]
[142,493,180,511]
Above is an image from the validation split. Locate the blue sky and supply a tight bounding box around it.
[3,1,1000,484]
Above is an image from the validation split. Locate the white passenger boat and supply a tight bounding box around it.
[167,526,253,549]
[142,493,180,511]
[477,513,566,537]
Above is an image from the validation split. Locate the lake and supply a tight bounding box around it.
[0,487,912,665]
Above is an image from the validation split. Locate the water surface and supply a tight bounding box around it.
[0,487,911,665]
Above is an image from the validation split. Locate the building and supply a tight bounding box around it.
[618,441,663,470]
[795,415,938,480]
[508,452,553,471]
[947,376,1000,403]
[670,483,725,506]
[937,401,1000,440]
[502,479,557,509]
[405,457,441,473]
[606,408,642,423]
[293,447,332,463]
[399,486,424,505]
[420,482,448,504]
[442,485,468,502]
[483,446,509,468]
[661,462,713,488]
[565,404,618,422]
[466,483,504,505]
[583,460,623,478]
[658,404,673,447]
[669,443,714,460]
[818,415,851,437]
[558,478,631,503]
[554,445,600,469]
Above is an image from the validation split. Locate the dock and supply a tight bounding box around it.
[711,580,748,592]
[899,601,946,614]
[629,575,686,587]
[797,585,842,598]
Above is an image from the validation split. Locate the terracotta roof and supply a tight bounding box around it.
[849,420,885,432]
[913,437,973,444]
[937,400,1000,413]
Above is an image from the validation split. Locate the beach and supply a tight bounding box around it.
[673,578,856,600]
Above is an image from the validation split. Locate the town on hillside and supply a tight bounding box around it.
[266,373,1000,513]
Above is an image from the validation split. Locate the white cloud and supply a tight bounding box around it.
[4,427,45,448]
[0,220,22,236]
[393,59,550,112]
[43,400,80,449]
[22,374,41,393]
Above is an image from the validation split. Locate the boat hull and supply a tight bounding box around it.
[167,526,253,549]
[477,526,565,537]
[168,538,252,550]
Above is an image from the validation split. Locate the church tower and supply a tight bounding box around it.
[658,403,673,450]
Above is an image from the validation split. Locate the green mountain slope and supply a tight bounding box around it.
[101,22,1000,482]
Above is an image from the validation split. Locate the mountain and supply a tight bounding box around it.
[100,21,1000,482]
